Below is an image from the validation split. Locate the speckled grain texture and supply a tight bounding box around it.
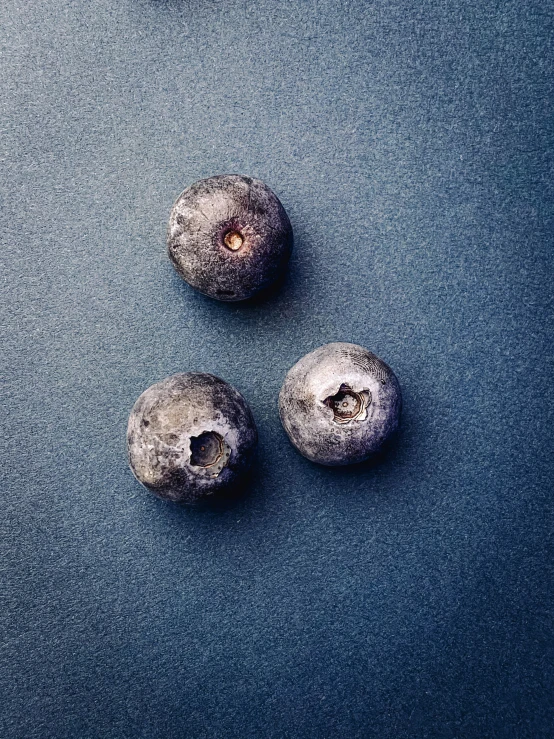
[127,373,257,503]
[168,175,293,301]
[1,0,553,737]
[279,343,402,465]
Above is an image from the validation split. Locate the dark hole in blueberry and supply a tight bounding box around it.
[143,419,149,427]
[190,431,225,468]
[217,289,236,297]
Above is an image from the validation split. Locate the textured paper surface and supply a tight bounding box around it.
[1,0,552,736]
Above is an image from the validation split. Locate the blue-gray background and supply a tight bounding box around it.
[1,0,552,737]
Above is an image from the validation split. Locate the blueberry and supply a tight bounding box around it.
[278,343,402,466]
[167,175,293,301]
[127,373,257,503]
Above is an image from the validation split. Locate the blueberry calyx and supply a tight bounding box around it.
[323,383,371,425]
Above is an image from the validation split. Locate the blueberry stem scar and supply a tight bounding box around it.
[223,230,244,251]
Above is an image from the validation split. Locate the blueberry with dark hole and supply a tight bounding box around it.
[167,175,293,301]
[127,373,257,503]
[278,342,402,466]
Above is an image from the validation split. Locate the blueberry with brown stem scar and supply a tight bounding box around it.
[278,343,402,466]
[127,373,258,503]
[167,175,293,301]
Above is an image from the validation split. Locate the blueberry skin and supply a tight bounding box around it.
[127,373,258,503]
[279,343,402,466]
[167,175,293,301]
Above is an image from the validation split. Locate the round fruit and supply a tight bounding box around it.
[278,343,402,466]
[127,373,257,503]
[167,175,293,301]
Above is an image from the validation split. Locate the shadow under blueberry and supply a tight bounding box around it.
[167,232,305,318]
[150,449,263,520]
[278,404,421,511]
[322,424,406,479]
